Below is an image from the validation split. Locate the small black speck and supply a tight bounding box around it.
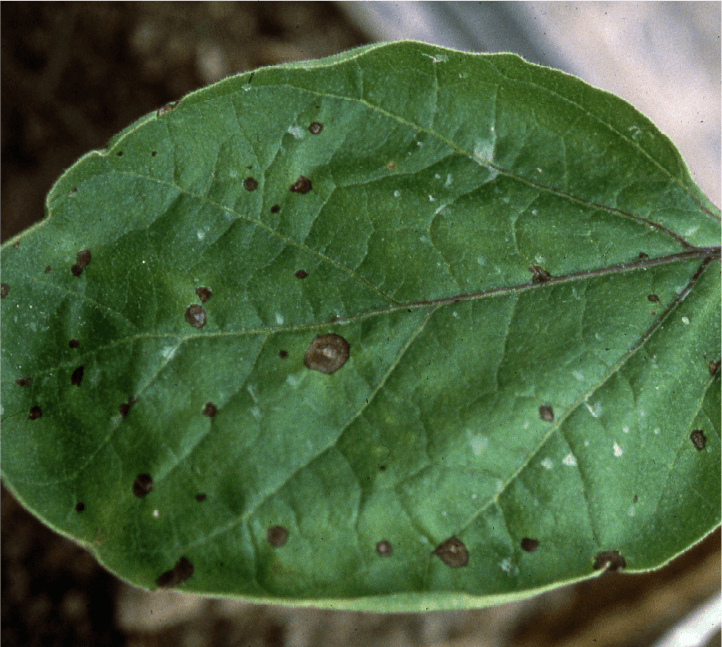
[278,350,288,359]
[529,265,552,284]
[521,537,539,552]
[270,205,280,213]
[196,493,207,502]
[116,151,123,157]
[151,151,157,157]
[15,377,31,387]
[75,502,85,512]
[647,294,659,303]
[267,525,288,547]
[28,406,42,420]
[1,283,9,298]
[202,402,217,418]
[295,269,308,279]
[156,556,193,588]
[71,366,84,386]
[243,177,258,191]
[119,396,136,419]
[633,494,638,503]
[638,252,649,259]
[709,360,720,375]
[45,266,51,273]
[69,339,80,348]
[132,474,153,498]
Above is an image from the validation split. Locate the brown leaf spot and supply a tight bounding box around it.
[243,177,258,191]
[539,405,554,422]
[709,360,720,376]
[118,396,136,419]
[294,269,308,279]
[69,339,80,348]
[0,283,9,298]
[116,151,123,157]
[45,266,52,273]
[270,205,280,213]
[433,536,468,568]
[308,122,323,134]
[151,151,157,157]
[633,494,638,503]
[28,406,42,420]
[132,474,153,498]
[267,525,288,547]
[202,402,217,418]
[71,366,84,386]
[69,186,78,194]
[647,294,660,303]
[593,550,625,571]
[690,429,706,451]
[304,334,350,374]
[195,493,207,502]
[156,100,179,117]
[156,556,193,588]
[15,377,31,387]
[71,249,91,277]
[289,175,312,194]
[278,350,288,359]
[387,161,395,169]
[75,502,85,512]
[185,304,206,328]
[195,287,212,302]
[521,538,539,552]
[638,252,649,259]
[375,540,393,557]
[529,265,551,284]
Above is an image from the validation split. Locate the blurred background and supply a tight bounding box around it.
[1,3,719,646]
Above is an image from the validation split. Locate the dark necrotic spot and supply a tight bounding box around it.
[28,406,42,420]
[71,366,84,386]
[75,502,85,512]
[195,493,207,502]
[270,205,280,213]
[267,525,288,547]
[638,252,649,259]
[690,429,706,451]
[309,122,323,134]
[709,360,720,375]
[1,283,9,298]
[529,265,552,284]
[539,405,554,422]
[45,266,51,273]
[132,474,153,498]
[71,249,91,277]
[289,175,312,194]
[633,494,639,503]
[379,464,386,471]
[294,269,308,279]
[243,177,258,191]
[15,377,31,387]
[118,396,136,419]
[69,339,80,348]
[433,536,469,568]
[303,334,350,374]
[116,151,123,157]
[151,151,157,157]
[185,304,206,328]
[195,287,212,302]
[647,294,660,303]
[375,540,393,557]
[156,101,179,117]
[156,556,193,588]
[202,402,217,418]
[278,350,288,359]
[593,550,625,571]
[521,538,539,552]
[69,186,78,194]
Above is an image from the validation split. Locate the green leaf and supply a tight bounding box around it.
[1,41,719,612]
